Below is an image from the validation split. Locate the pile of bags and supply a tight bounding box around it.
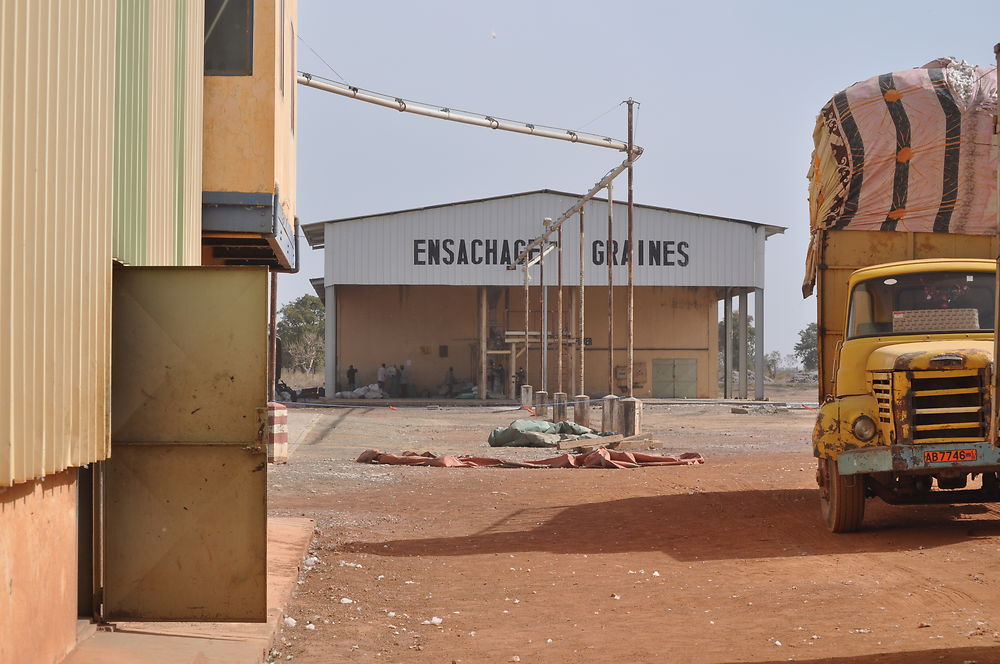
[332,383,384,399]
[487,419,610,448]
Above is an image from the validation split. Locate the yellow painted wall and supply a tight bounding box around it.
[333,285,719,398]
[203,0,296,227]
[0,470,79,664]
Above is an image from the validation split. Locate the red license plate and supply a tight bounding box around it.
[924,449,978,463]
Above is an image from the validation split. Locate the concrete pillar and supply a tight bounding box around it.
[573,394,591,429]
[534,390,549,420]
[739,291,748,399]
[755,287,765,401]
[324,284,336,395]
[723,291,733,399]
[602,394,619,433]
[620,397,642,437]
[552,392,568,422]
[520,384,534,408]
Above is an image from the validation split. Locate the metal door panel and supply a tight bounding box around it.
[674,359,698,398]
[652,359,673,398]
[112,267,266,443]
[103,444,266,621]
[104,266,267,621]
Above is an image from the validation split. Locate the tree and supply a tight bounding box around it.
[764,350,781,377]
[277,294,325,374]
[718,314,755,372]
[793,323,818,371]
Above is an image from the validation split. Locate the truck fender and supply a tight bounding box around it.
[813,394,881,459]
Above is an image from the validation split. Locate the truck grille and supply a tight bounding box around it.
[908,370,986,443]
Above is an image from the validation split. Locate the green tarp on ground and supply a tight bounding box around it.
[487,419,611,447]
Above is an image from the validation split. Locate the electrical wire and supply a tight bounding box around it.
[295,31,348,84]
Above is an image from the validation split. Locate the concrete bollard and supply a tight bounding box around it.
[263,402,289,463]
[573,395,591,429]
[619,397,643,437]
[534,390,549,420]
[552,392,568,422]
[601,394,620,433]
[520,384,534,408]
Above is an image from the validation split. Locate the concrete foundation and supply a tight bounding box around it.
[552,392,568,422]
[520,384,534,408]
[620,397,643,437]
[573,395,591,429]
[601,394,620,433]
[534,390,549,420]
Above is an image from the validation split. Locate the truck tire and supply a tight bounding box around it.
[819,458,865,533]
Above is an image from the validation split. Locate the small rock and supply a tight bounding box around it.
[422,617,444,625]
[340,598,354,604]
[305,624,316,631]
[918,622,932,628]
[283,616,297,628]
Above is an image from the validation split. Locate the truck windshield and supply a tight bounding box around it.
[847,271,995,339]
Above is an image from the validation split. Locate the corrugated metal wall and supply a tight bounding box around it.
[0,1,116,486]
[324,192,769,288]
[114,0,202,267]
[1,0,204,487]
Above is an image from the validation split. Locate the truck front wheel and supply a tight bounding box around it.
[819,458,865,533]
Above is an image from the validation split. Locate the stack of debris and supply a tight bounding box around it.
[487,419,613,448]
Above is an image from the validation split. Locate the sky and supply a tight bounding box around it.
[283,0,1000,355]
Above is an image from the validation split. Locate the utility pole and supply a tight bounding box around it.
[626,99,637,396]
[606,182,614,394]
[557,224,564,395]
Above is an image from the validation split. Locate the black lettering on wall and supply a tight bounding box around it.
[500,240,511,265]
[677,241,690,267]
[427,239,441,265]
[663,240,676,266]
[442,238,455,264]
[457,239,470,265]
[648,240,660,265]
[471,239,483,264]
[592,240,604,265]
[413,239,427,265]
[484,239,496,264]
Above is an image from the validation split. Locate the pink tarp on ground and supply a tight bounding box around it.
[356,447,705,469]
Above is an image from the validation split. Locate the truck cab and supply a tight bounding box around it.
[814,259,999,531]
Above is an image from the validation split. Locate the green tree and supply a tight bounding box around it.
[793,323,818,371]
[277,294,325,374]
[717,314,755,371]
[764,350,781,377]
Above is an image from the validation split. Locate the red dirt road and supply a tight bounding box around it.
[267,400,1000,663]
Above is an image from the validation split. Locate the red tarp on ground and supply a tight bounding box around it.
[356,447,704,469]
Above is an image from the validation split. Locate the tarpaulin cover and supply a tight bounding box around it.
[804,57,998,296]
[356,447,705,469]
[487,419,604,448]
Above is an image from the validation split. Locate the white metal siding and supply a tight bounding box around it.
[0,1,116,486]
[325,192,765,288]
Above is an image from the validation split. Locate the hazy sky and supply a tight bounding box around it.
[284,0,1000,355]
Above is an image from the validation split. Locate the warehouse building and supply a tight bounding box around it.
[304,190,783,400]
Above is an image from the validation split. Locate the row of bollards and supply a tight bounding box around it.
[519,385,641,436]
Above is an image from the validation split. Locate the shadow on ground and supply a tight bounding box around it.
[342,488,1000,561]
[736,644,1000,663]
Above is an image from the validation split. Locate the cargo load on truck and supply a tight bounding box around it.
[804,57,998,297]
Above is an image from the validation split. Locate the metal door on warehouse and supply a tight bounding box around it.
[652,359,697,398]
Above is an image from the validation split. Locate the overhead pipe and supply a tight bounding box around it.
[298,73,633,153]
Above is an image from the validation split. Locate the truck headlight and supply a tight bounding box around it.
[852,415,877,442]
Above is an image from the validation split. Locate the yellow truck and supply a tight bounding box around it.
[805,55,999,531]
[811,231,997,531]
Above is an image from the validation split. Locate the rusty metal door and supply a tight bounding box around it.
[103,267,268,621]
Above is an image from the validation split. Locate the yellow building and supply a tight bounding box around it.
[0,2,296,662]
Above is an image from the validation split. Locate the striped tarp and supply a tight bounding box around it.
[804,58,997,295]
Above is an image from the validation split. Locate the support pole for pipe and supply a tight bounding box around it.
[523,265,530,386]
[626,99,636,397]
[607,183,614,395]
[577,209,586,397]
[479,286,488,400]
[540,234,548,394]
[557,225,564,395]
[723,290,733,399]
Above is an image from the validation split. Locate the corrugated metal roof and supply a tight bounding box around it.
[302,189,785,249]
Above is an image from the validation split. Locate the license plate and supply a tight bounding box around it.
[924,448,978,463]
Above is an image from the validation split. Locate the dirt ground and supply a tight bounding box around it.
[267,390,1000,663]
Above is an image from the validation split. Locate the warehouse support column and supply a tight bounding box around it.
[755,288,765,400]
[738,291,748,399]
[723,290,733,399]
[325,284,337,395]
[478,287,488,400]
